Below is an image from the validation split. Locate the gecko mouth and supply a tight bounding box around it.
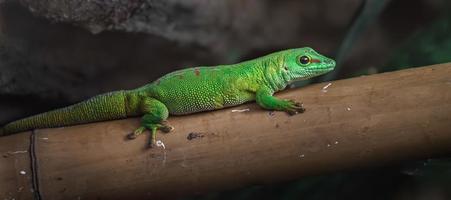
[296,63,335,80]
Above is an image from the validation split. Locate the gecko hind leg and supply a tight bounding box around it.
[127,98,173,148]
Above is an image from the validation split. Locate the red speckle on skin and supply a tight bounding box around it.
[311,59,321,63]
[194,68,200,76]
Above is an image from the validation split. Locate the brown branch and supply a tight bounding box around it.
[1,64,451,199]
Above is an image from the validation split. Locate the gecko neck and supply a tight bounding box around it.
[261,57,288,92]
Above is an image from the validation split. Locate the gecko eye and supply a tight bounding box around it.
[299,56,311,65]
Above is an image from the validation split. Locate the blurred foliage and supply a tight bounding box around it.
[322,0,389,81]
[386,13,451,70]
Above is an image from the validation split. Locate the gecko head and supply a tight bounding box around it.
[282,47,335,82]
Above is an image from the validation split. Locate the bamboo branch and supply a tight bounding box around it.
[1,64,451,200]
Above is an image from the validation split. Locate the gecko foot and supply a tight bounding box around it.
[147,141,156,148]
[285,101,306,115]
[127,122,172,148]
[160,121,174,133]
[160,126,174,133]
[127,126,146,140]
[127,133,137,140]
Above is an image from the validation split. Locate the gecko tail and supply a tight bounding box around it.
[1,90,131,135]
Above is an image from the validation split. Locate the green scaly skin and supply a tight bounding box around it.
[0,47,335,147]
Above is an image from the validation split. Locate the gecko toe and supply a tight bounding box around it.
[160,125,174,133]
[127,133,138,140]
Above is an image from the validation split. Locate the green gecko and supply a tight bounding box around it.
[0,47,335,147]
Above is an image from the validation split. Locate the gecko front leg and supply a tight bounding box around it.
[255,87,305,115]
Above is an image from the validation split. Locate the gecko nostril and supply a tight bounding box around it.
[330,59,336,66]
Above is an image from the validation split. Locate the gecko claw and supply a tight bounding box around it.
[128,126,146,140]
[127,132,138,140]
[160,122,174,133]
[161,126,174,133]
[147,138,158,148]
[286,101,305,115]
[287,109,304,115]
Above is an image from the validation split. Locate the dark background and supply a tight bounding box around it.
[1,0,451,199]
